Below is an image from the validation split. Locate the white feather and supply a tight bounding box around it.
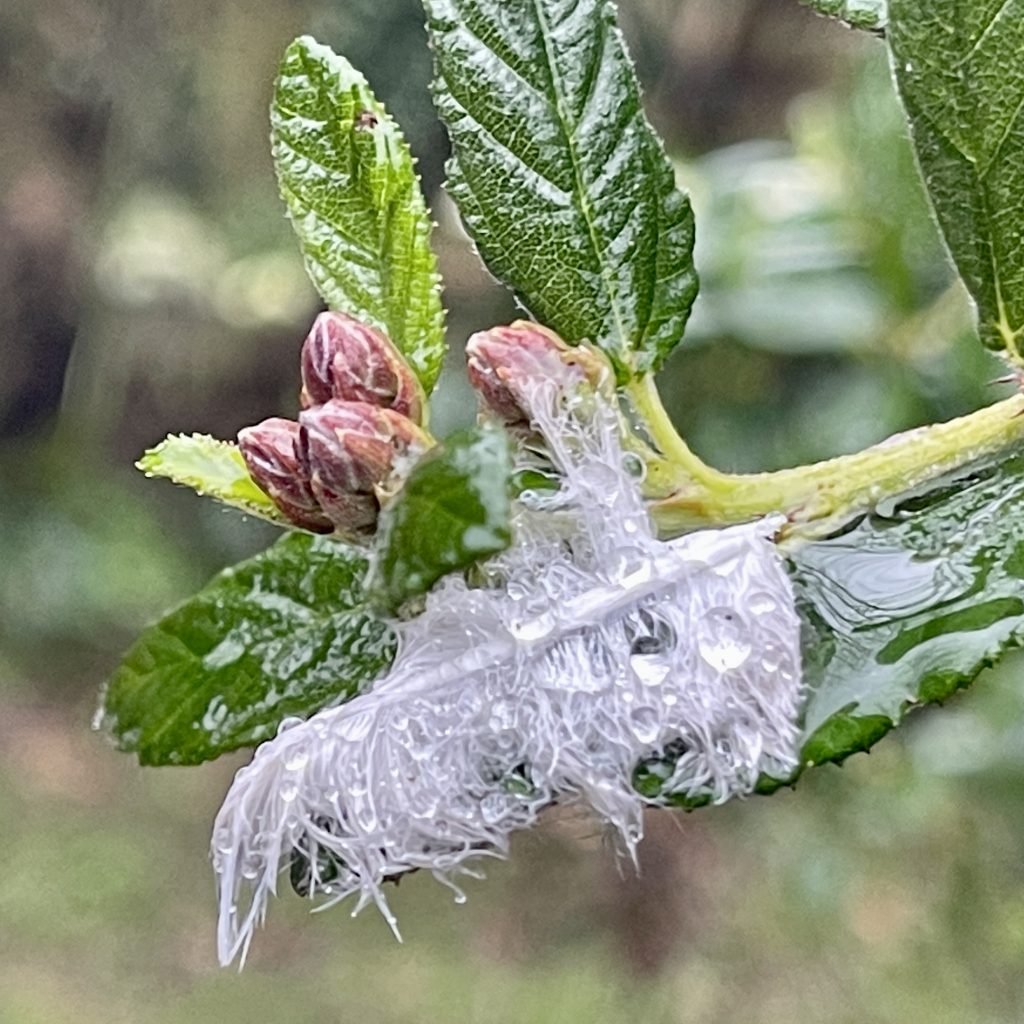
[212,383,803,966]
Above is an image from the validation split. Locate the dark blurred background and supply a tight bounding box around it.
[4,1,1024,1021]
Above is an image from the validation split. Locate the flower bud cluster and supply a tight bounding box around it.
[238,312,430,537]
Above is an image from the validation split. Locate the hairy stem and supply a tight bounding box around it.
[633,380,1024,539]
[626,376,732,490]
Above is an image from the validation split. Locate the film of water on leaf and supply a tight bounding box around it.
[212,382,805,965]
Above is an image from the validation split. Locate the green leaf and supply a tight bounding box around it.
[800,0,888,32]
[271,36,445,390]
[369,426,512,609]
[792,447,1024,768]
[889,1,1024,359]
[137,434,291,527]
[423,0,697,377]
[99,533,396,765]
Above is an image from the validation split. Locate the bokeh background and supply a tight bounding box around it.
[4,1,1024,1021]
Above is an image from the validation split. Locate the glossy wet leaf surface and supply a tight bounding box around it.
[791,449,1024,765]
[272,36,445,390]
[800,0,887,31]
[369,426,512,610]
[890,0,1024,359]
[100,534,395,765]
[423,0,698,377]
[137,434,291,527]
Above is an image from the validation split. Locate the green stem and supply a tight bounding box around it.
[634,383,1024,539]
[625,376,732,490]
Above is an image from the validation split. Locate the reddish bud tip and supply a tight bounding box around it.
[300,312,426,424]
[298,400,431,535]
[237,418,333,533]
[465,321,610,425]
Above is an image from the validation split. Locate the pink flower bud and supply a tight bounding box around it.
[298,400,431,535]
[466,321,611,425]
[237,418,333,533]
[300,312,426,424]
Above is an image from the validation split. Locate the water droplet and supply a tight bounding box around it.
[630,652,670,687]
[283,750,309,772]
[748,591,778,616]
[509,611,556,643]
[622,452,647,482]
[630,611,677,656]
[760,643,784,672]
[630,706,661,744]
[277,716,304,735]
[609,546,651,585]
[697,607,752,672]
[709,550,743,577]
[280,782,299,803]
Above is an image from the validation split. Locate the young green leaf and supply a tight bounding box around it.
[138,434,291,527]
[99,533,396,765]
[369,426,512,609]
[423,0,698,377]
[890,0,1024,360]
[272,36,445,390]
[800,0,887,32]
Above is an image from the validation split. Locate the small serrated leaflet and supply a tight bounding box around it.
[137,434,291,527]
[272,36,446,389]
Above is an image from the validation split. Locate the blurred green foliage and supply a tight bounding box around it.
[661,51,1006,474]
[3,0,1024,1019]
